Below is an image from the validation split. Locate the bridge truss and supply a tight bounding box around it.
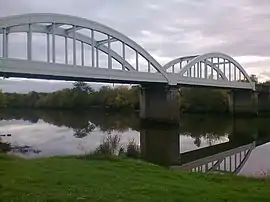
[0,13,255,90]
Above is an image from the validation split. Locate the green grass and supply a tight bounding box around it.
[0,155,270,202]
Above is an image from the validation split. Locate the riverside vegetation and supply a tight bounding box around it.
[0,81,231,113]
[0,78,268,113]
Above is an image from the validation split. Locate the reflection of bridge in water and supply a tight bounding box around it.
[1,109,270,172]
[140,125,270,174]
[172,137,270,174]
[171,142,255,174]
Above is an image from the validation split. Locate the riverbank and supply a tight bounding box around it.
[0,155,270,201]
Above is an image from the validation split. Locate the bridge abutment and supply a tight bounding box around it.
[139,84,180,124]
[228,90,258,115]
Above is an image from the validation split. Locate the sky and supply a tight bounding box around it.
[0,0,270,93]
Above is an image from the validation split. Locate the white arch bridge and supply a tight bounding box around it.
[0,13,255,90]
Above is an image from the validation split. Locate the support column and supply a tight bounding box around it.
[228,90,258,115]
[139,84,180,124]
[256,84,270,115]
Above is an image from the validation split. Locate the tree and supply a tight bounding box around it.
[180,87,228,113]
[262,80,270,85]
[0,137,11,152]
[73,81,94,93]
[250,74,258,83]
[0,90,6,107]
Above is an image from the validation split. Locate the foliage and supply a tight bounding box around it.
[4,83,140,110]
[73,123,95,138]
[93,134,121,156]
[0,138,11,153]
[84,134,141,160]
[73,81,94,93]
[250,74,258,83]
[180,87,229,113]
[0,90,7,107]
[125,139,140,158]
[3,82,233,113]
[1,156,270,201]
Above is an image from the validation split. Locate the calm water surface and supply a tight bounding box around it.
[1,109,270,177]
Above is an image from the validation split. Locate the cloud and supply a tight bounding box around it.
[0,0,270,92]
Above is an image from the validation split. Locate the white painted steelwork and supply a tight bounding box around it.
[0,13,255,90]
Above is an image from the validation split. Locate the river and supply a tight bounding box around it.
[1,109,270,178]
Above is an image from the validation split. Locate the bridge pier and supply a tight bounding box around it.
[256,84,270,115]
[228,90,258,115]
[139,84,180,124]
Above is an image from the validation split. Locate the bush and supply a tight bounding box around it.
[93,134,121,156]
[126,139,140,159]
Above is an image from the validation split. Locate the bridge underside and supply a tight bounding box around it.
[0,58,167,85]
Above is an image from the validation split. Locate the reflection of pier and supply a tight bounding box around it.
[140,127,180,166]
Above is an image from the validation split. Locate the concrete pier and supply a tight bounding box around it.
[228,90,258,115]
[256,84,270,115]
[139,84,180,124]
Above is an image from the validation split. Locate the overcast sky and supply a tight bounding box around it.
[0,0,270,93]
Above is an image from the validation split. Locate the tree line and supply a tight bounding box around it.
[0,82,140,110]
[0,81,236,113]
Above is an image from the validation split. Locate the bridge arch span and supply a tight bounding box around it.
[0,13,170,83]
[163,52,255,90]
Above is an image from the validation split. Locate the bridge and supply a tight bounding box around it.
[0,13,258,123]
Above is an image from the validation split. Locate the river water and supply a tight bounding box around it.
[1,109,270,178]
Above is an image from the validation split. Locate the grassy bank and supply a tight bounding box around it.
[0,156,270,202]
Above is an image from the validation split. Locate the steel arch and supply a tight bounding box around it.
[163,52,255,90]
[163,55,228,80]
[1,24,136,71]
[179,53,251,80]
[0,13,255,90]
[163,55,198,70]
[0,13,170,82]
